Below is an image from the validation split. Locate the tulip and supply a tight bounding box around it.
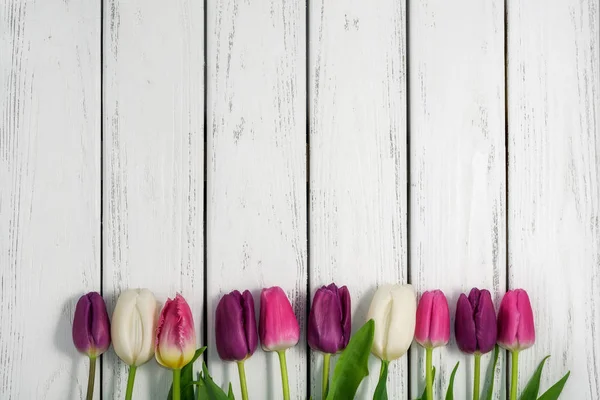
[455,288,497,400]
[366,284,416,397]
[308,283,351,398]
[259,287,299,400]
[111,289,158,400]
[415,290,449,400]
[497,289,535,400]
[72,292,111,400]
[156,294,197,400]
[215,290,258,400]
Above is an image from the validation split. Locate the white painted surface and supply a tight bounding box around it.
[102,0,204,398]
[1,0,600,398]
[507,0,600,398]
[408,0,507,398]
[0,0,100,398]
[309,0,408,398]
[206,0,307,398]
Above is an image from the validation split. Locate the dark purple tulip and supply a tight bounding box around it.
[72,292,111,357]
[455,288,497,354]
[307,283,351,354]
[215,290,258,361]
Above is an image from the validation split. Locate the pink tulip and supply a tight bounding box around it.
[155,294,197,369]
[415,290,450,348]
[497,289,535,351]
[259,286,300,351]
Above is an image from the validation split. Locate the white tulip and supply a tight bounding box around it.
[366,284,416,361]
[111,289,158,366]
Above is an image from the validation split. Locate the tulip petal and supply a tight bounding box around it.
[338,285,352,350]
[308,286,343,354]
[516,289,535,350]
[415,291,434,347]
[428,290,450,347]
[73,294,93,354]
[112,290,138,365]
[241,290,258,357]
[367,284,394,360]
[259,287,300,351]
[216,291,249,361]
[497,290,519,351]
[474,290,497,354]
[386,285,416,360]
[155,294,196,369]
[455,294,477,354]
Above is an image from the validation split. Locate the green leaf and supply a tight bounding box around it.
[417,367,436,400]
[444,362,460,400]
[326,319,375,400]
[483,345,500,400]
[373,360,389,400]
[519,356,550,400]
[227,383,235,400]
[168,347,207,400]
[196,372,208,400]
[537,371,570,400]
[201,361,231,400]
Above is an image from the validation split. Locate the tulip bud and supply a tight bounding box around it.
[497,289,535,351]
[155,294,197,369]
[366,284,416,361]
[259,286,300,352]
[111,289,158,366]
[415,290,450,348]
[72,292,111,358]
[308,283,351,354]
[455,288,497,354]
[215,290,258,361]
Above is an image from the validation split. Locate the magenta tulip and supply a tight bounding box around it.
[308,283,351,354]
[415,290,450,348]
[497,289,535,351]
[455,288,497,354]
[259,286,300,352]
[72,292,111,357]
[216,290,258,362]
[155,294,197,370]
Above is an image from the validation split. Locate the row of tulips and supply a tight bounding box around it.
[72,285,569,400]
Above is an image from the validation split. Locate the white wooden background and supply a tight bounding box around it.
[0,0,598,399]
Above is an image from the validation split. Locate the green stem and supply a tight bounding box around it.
[277,350,290,400]
[125,365,137,400]
[473,353,481,400]
[237,361,249,400]
[426,347,433,400]
[510,351,519,400]
[86,356,96,400]
[322,353,331,399]
[173,369,181,400]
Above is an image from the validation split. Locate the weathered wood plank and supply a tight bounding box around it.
[507,0,600,397]
[409,0,507,398]
[206,0,307,398]
[309,0,408,398]
[102,0,204,398]
[0,0,100,398]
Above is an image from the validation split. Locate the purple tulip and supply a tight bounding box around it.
[72,292,111,358]
[307,284,351,354]
[497,289,535,351]
[215,290,258,362]
[455,288,497,354]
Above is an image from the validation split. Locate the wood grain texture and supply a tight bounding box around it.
[507,0,600,397]
[308,0,408,398]
[206,0,307,398]
[409,0,507,398]
[102,0,204,398]
[0,0,100,398]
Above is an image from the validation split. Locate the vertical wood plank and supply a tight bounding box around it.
[206,0,307,397]
[309,1,408,398]
[0,0,100,398]
[103,0,204,398]
[409,0,506,398]
[507,0,599,397]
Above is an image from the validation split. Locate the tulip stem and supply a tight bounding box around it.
[473,353,481,400]
[426,347,433,400]
[125,365,137,400]
[237,361,249,400]
[85,356,96,400]
[510,351,519,400]
[277,350,290,400]
[173,369,181,400]
[322,353,331,398]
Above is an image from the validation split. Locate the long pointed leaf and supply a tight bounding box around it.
[519,356,550,400]
[326,319,375,400]
[201,361,231,400]
[227,383,235,400]
[537,371,570,400]
[484,345,501,400]
[445,362,460,400]
[373,360,389,400]
[417,367,436,400]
